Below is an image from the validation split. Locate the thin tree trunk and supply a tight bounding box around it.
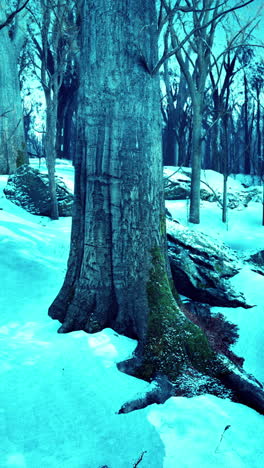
[222,113,229,223]
[211,102,222,172]
[262,182,264,226]
[189,103,202,224]
[222,174,228,223]
[56,87,77,160]
[44,91,59,220]
[244,74,251,174]
[163,123,177,165]
[256,87,261,176]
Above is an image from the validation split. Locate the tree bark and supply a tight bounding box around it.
[189,102,202,224]
[256,87,261,176]
[49,0,224,382]
[222,112,229,223]
[48,0,264,414]
[244,74,251,174]
[44,88,59,220]
[0,17,27,174]
[49,0,164,339]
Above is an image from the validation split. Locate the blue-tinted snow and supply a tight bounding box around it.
[1,163,264,467]
[165,167,264,384]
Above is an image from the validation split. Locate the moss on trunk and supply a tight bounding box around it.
[137,246,226,382]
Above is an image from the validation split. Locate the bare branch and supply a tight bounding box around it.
[0,0,30,31]
[0,109,14,118]
[152,0,255,75]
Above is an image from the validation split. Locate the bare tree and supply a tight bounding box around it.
[28,0,78,219]
[155,0,255,224]
[161,62,190,166]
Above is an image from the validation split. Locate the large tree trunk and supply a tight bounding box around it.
[0,23,27,174]
[48,0,264,414]
[49,0,221,380]
[49,0,164,340]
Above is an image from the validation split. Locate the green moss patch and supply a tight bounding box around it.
[137,246,226,382]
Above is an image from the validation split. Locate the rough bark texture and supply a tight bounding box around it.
[49,0,164,341]
[48,2,264,413]
[0,19,27,174]
[49,0,226,384]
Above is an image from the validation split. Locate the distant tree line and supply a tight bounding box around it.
[162,50,264,178]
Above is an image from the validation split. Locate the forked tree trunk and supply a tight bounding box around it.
[0,25,27,174]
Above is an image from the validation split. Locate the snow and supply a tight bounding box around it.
[212,267,264,383]
[165,168,264,254]
[165,167,264,384]
[1,162,264,467]
[29,158,74,193]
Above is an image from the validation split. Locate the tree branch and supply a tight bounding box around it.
[152,0,255,75]
[0,0,30,31]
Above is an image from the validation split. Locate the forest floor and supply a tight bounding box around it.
[0,160,264,468]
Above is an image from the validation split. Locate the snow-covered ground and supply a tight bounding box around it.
[1,161,264,468]
[165,167,264,254]
[165,167,264,384]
